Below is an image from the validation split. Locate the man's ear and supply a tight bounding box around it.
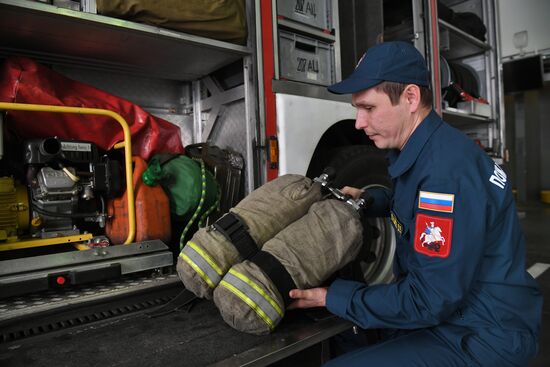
[404,84,421,112]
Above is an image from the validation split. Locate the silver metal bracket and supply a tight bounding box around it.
[313,173,366,211]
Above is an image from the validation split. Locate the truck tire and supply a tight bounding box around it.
[326,145,395,285]
[326,145,391,189]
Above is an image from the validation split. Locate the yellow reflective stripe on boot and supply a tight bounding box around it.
[180,241,223,288]
[229,269,284,317]
[220,268,284,329]
[219,280,275,329]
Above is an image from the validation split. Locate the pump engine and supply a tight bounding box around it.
[23,137,121,239]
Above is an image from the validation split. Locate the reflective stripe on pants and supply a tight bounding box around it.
[180,241,223,288]
[219,268,284,330]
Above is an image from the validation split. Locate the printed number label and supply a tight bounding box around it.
[295,0,317,17]
[296,57,319,73]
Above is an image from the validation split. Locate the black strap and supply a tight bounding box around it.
[213,212,258,260]
[250,251,297,307]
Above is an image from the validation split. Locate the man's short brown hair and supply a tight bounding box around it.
[374,81,433,108]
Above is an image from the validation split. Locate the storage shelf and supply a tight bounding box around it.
[277,18,336,43]
[439,19,491,60]
[384,19,491,61]
[442,108,494,127]
[0,0,251,81]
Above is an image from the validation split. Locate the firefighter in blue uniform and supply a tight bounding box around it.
[288,41,542,366]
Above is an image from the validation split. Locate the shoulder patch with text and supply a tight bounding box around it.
[418,191,454,213]
[414,213,453,258]
[489,163,507,189]
[390,210,403,235]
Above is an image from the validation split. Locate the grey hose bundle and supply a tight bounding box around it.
[212,199,364,335]
[177,174,322,299]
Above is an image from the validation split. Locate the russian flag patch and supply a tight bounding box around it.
[418,191,455,213]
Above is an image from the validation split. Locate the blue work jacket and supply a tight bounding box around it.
[326,110,542,350]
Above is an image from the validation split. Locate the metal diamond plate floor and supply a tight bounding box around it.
[0,272,179,322]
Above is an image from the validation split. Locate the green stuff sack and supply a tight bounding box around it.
[143,154,218,220]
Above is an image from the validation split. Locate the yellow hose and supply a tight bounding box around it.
[0,102,135,244]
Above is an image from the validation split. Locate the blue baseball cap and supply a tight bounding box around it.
[328,41,430,94]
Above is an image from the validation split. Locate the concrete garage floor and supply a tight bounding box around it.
[519,203,550,367]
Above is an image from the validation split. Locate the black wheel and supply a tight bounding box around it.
[326,145,392,189]
[326,145,395,285]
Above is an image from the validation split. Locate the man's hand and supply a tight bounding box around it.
[340,186,364,200]
[287,287,328,309]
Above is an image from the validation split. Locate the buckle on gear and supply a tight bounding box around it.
[213,212,258,260]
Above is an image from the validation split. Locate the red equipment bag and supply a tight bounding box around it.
[0,57,184,160]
